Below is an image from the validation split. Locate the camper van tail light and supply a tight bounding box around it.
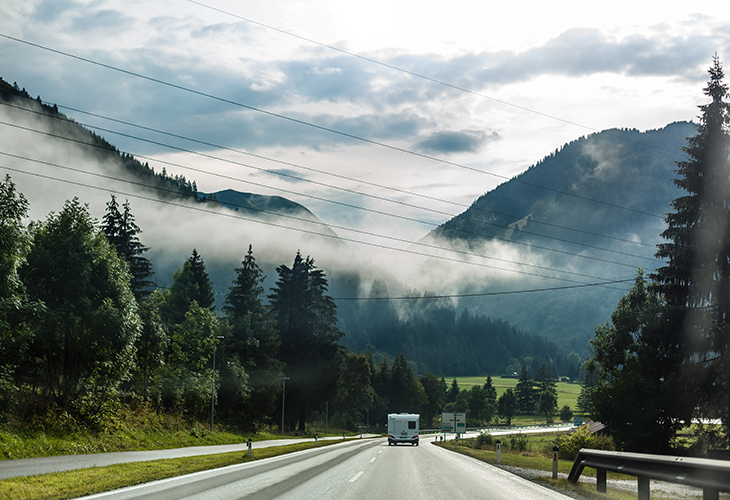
[388,434,394,439]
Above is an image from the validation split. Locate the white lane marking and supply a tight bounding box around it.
[349,471,365,483]
[378,450,383,454]
[370,457,376,463]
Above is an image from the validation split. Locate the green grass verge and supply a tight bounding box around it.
[0,440,342,500]
[0,427,266,461]
[435,438,701,500]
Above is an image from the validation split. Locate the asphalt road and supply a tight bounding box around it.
[75,435,571,500]
[0,425,573,480]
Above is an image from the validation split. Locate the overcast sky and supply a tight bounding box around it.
[1,0,729,290]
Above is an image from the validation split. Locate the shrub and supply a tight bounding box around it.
[509,435,528,452]
[475,431,493,448]
[554,424,614,460]
[559,405,573,422]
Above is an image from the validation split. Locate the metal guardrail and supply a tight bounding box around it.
[568,448,730,500]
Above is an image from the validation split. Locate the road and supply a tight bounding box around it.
[0,425,573,480]
[77,435,571,500]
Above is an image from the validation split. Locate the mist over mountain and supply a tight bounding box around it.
[1,76,695,371]
[421,122,694,351]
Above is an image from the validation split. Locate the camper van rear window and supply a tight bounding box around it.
[408,421,416,429]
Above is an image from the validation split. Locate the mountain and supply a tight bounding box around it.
[203,189,340,239]
[1,74,696,369]
[418,122,695,352]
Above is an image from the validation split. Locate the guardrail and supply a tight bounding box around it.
[568,448,730,500]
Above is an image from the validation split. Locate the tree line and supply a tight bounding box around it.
[0,178,579,432]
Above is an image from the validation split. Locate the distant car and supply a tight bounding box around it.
[388,413,419,446]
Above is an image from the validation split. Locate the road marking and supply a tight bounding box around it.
[349,471,365,483]
[370,457,376,463]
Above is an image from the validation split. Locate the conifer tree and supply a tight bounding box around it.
[101,195,153,301]
[269,251,342,430]
[535,363,558,422]
[653,56,730,442]
[515,365,535,414]
[497,388,516,425]
[222,245,281,428]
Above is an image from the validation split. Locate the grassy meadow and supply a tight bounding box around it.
[452,375,584,424]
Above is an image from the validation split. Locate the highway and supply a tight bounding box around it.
[77,434,571,500]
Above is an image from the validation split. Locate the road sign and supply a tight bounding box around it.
[441,412,466,433]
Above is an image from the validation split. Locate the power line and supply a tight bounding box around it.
[0,108,655,268]
[0,33,668,219]
[0,100,662,269]
[332,279,635,301]
[186,0,689,188]
[43,100,660,250]
[0,151,635,286]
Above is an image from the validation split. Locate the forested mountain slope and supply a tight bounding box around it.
[421,122,695,351]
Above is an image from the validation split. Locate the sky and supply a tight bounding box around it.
[1,0,730,293]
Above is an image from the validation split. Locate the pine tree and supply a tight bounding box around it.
[101,195,154,301]
[535,363,558,422]
[162,249,215,326]
[222,245,281,429]
[515,365,535,414]
[653,56,730,441]
[269,251,342,431]
[497,388,516,425]
[187,249,215,310]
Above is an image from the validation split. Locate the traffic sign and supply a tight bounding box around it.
[441,412,466,433]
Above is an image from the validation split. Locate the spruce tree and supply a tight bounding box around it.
[222,245,281,429]
[514,365,534,414]
[654,56,730,441]
[187,249,215,310]
[269,251,342,431]
[101,195,154,301]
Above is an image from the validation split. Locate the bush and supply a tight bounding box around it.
[475,431,493,448]
[559,405,573,422]
[554,424,614,460]
[509,435,528,452]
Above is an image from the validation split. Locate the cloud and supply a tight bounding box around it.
[414,130,500,154]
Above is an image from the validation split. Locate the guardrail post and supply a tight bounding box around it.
[638,476,650,500]
[704,488,719,500]
[596,468,607,493]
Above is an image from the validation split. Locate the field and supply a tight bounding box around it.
[453,375,583,423]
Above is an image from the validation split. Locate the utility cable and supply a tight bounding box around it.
[40,99,659,250]
[331,279,635,301]
[187,0,690,173]
[0,33,669,219]
[0,158,636,291]
[0,150,637,284]
[0,101,662,268]
[0,115,658,270]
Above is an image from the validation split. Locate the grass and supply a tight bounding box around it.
[454,375,583,419]
[0,440,342,500]
[0,404,360,461]
[436,433,702,500]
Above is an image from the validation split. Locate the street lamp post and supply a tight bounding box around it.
[210,335,224,432]
[281,377,290,435]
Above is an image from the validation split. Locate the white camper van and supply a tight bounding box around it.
[387,413,419,446]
